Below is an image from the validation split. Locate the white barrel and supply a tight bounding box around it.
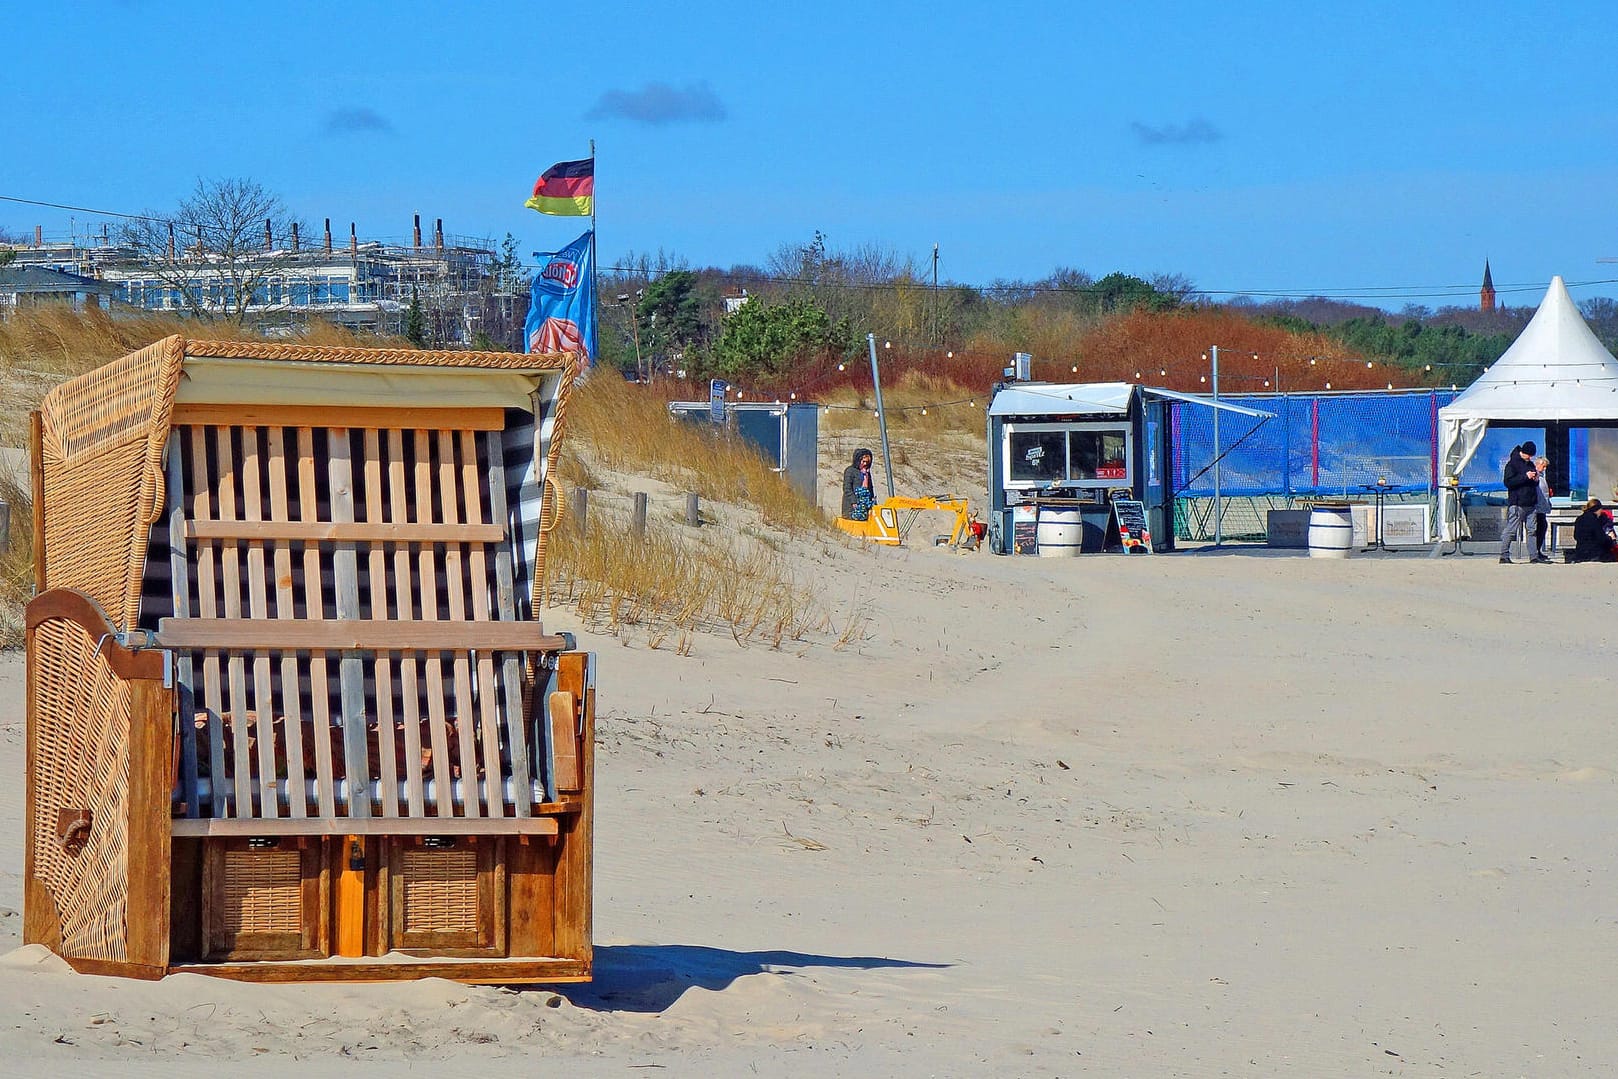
[1308,504,1354,559]
[1037,507,1083,557]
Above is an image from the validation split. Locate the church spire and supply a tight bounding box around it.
[1480,260,1496,312]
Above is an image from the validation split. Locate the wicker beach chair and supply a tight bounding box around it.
[24,336,596,983]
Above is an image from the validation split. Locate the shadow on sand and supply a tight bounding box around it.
[543,944,951,1013]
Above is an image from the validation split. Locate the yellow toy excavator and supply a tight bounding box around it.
[835,495,983,549]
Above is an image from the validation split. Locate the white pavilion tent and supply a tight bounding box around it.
[1436,276,1618,539]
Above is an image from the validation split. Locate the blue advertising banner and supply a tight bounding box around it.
[709,379,728,423]
[524,230,595,364]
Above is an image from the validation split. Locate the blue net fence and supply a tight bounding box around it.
[1169,390,1580,540]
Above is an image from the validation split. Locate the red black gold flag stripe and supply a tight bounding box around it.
[526,158,594,216]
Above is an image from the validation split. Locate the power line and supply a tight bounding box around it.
[10,189,1617,304]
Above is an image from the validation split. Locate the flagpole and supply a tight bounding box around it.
[589,139,598,372]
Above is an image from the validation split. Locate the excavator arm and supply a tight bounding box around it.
[835,495,977,548]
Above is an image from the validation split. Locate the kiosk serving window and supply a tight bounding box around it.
[1003,422,1132,489]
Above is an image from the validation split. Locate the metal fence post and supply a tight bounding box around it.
[570,488,588,534]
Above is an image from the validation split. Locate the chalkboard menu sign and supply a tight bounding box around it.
[1112,499,1153,553]
[1011,505,1039,555]
[1012,519,1039,555]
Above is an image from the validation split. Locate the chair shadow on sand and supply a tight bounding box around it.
[540,944,951,1013]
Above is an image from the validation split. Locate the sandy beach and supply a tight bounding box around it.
[4,528,1617,1076]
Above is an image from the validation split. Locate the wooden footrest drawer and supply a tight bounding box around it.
[382,836,505,957]
[202,837,329,961]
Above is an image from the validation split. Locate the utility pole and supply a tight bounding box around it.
[868,333,896,499]
[931,243,940,346]
[1211,345,1222,546]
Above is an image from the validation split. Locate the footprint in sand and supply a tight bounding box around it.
[1555,766,1615,783]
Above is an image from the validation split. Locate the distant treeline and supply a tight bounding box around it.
[597,232,1618,391]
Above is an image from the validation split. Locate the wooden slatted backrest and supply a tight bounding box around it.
[157,406,548,822]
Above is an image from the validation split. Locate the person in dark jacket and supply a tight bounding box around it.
[1500,441,1541,563]
[841,447,877,520]
[1569,498,1618,563]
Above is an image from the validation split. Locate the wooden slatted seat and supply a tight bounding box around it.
[25,337,596,983]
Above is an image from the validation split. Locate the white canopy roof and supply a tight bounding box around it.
[1439,275,1618,423]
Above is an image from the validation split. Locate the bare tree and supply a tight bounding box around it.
[117,177,307,324]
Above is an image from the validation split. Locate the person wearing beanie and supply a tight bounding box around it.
[1500,441,1541,564]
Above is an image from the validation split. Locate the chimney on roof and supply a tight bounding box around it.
[264,218,273,251]
[291,222,300,251]
[324,218,333,253]
[34,225,42,247]
[434,218,444,251]
[167,223,175,260]
[350,223,358,255]
[413,214,422,248]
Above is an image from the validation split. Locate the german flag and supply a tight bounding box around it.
[525,158,594,217]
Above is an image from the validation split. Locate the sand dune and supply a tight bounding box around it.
[4,535,1617,1075]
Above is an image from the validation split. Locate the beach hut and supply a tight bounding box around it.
[24,336,596,983]
[1436,276,1618,541]
[985,380,1270,554]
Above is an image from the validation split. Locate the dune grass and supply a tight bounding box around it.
[542,374,837,646]
[817,369,988,441]
[561,374,826,533]
[0,473,30,647]
[542,512,821,653]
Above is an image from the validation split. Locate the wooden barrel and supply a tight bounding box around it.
[1036,507,1083,557]
[1307,504,1354,559]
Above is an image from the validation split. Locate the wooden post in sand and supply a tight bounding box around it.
[685,492,700,527]
[632,492,648,540]
[0,499,9,554]
[571,487,589,534]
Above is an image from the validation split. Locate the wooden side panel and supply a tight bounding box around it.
[125,679,173,968]
[551,653,593,963]
[507,834,557,958]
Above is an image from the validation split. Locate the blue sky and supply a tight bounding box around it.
[5,1,1617,309]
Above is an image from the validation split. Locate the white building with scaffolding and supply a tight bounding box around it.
[3,215,525,347]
